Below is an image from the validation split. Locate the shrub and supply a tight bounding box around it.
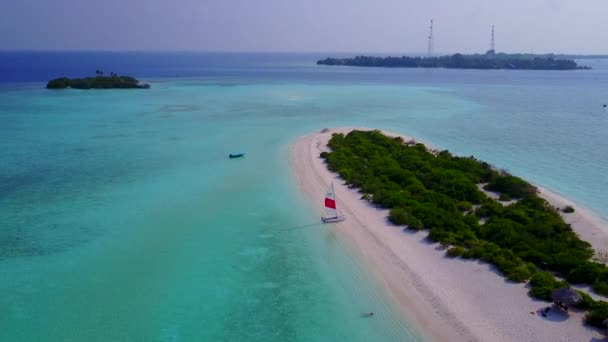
[485,175,537,198]
[407,218,424,230]
[503,208,531,225]
[478,242,501,263]
[551,248,594,275]
[428,230,459,245]
[457,201,473,212]
[388,207,407,226]
[529,271,567,300]
[593,280,608,296]
[575,291,596,310]
[389,207,423,230]
[562,205,575,213]
[567,262,606,284]
[475,200,503,218]
[585,301,608,328]
[462,240,488,259]
[463,213,481,230]
[526,262,538,274]
[447,246,466,258]
[498,193,512,201]
[504,263,534,282]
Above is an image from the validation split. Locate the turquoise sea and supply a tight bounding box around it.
[1,52,608,341]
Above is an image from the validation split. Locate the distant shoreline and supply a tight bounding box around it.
[291,127,605,341]
[317,53,590,70]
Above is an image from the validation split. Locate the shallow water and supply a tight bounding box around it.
[1,52,607,341]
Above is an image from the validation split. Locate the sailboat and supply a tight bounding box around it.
[322,182,346,223]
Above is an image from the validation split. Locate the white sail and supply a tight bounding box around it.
[324,183,338,219]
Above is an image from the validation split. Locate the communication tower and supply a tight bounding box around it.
[490,25,495,52]
[427,19,434,56]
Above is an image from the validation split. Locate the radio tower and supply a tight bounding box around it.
[427,19,434,56]
[490,25,495,52]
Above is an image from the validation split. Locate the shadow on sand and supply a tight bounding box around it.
[534,306,568,322]
[590,337,608,342]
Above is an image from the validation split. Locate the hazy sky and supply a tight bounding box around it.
[1,0,607,54]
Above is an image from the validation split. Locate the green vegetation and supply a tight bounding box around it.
[484,175,536,198]
[528,271,568,300]
[47,70,150,89]
[498,193,512,201]
[585,301,608,327]
[446,246,466,258]
[322,130,608,327]
[532,266,608,328]
[575,291,596,310]
[562,205,575,213]
[317,52,590,70]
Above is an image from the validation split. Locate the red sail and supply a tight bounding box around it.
[324,198,336,209]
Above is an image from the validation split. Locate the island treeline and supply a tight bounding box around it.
[317,53,589,70]
[321,130,608,327]
[47,70,150,89]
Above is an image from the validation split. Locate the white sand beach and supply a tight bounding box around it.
[291,127,605,341]
[538,187,608,255]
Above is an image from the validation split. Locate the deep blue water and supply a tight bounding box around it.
[2,51,607,85]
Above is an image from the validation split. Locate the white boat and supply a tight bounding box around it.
[322,182,346,223]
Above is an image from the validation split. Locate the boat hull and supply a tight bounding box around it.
[322,215,346,223]
[229,153,245,158]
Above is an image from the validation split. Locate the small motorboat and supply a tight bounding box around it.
[229,153,245,159]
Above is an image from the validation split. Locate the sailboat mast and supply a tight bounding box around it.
[331,183,337,218]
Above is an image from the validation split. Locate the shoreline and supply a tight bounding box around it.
[536,186,608,254]
[291,127,605,341]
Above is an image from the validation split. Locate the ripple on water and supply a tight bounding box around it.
[160,105,200,112]
[159,323,180,342]
[255,282,279,289]
[91,133,128,139]
[246,297,261,305]
[239,247,269,257]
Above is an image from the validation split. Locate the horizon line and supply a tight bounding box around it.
[1,49,608,57]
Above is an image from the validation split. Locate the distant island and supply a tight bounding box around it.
[317,51,591,70]
[47,70,150,89]
[555,54,608,60]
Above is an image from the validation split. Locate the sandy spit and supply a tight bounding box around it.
[290,127,604,341]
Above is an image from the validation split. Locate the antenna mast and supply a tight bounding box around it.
[427,19,434,56]
[490,25,495,52]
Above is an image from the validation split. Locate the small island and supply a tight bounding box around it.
[317,51,590,70]
[320,130,607,329]
[47,70,150,89]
